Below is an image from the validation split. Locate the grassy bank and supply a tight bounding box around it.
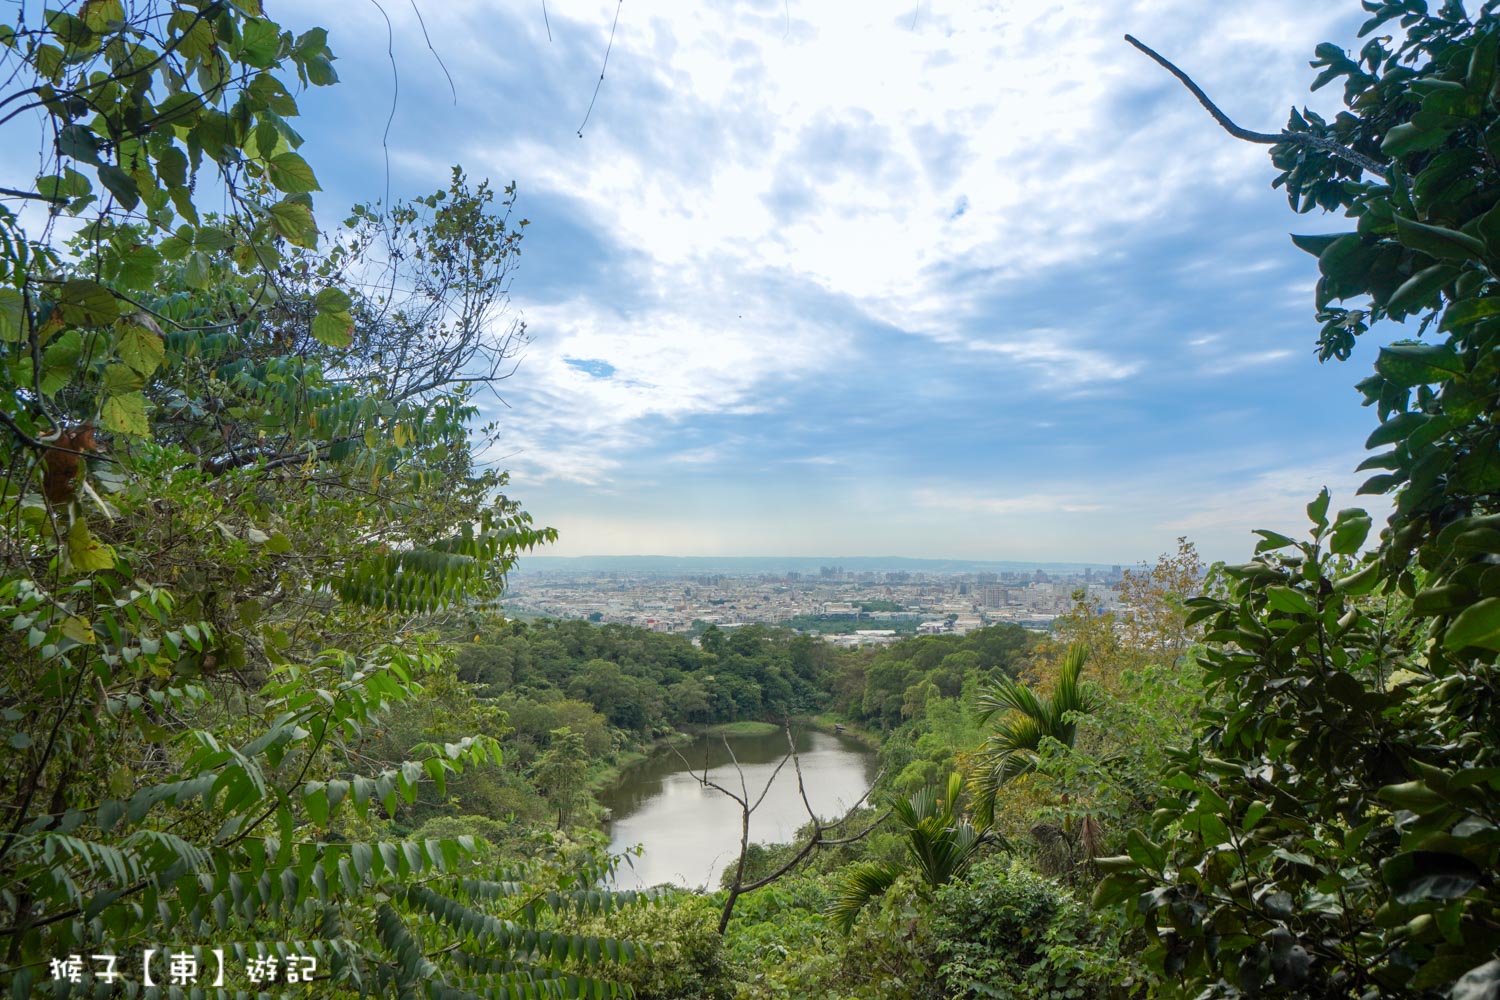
[699,720,781,737]
[587,729,695,795]
[800,713,884,750]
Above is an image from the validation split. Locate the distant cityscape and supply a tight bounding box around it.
[503,559,1130,647]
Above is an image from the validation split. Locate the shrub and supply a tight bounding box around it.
[931,857,1102,1000]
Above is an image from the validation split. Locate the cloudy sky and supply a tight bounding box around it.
[285,0,1397,564]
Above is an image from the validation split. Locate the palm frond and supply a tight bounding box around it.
[976,674,1047,723]
[969,643,1100,823]
[826,861,903,931]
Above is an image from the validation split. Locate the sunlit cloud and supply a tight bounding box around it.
[245,1,1382,562]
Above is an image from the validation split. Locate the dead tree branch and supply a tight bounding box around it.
[1124,34,1391,181]
[679,723,888,934]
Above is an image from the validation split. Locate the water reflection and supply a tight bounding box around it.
[601,728,878,890]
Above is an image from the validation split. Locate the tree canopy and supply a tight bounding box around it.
[0,4,646,997]
[1098,5,1500,997]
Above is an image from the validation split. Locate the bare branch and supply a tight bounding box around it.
[1124,34,1391,181]
[701,723,888,934]
[786,723,817,821]
[669,742,746,806]
[0,186,66,205]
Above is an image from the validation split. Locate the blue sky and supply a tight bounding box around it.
[282,3,1397,562]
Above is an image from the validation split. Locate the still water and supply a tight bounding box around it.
[601,728,879,890]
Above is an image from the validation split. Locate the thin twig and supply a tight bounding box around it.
[577,0,622,137]
[366,0,398,210]
[408,0,458,100]
[1123,34,1391,181]
[0,186,66,204]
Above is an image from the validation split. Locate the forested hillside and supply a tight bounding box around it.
[4,2,1500,999]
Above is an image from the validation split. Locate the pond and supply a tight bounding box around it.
[600,727,880,890]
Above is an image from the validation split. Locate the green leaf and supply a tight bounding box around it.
[1382,122,1448,157]
[184,251,211,288]
[1413,584,1469,615]
[304,782,328,825]
[1384,264,1455,314]
[1334,562,1380,596]
[38,330,82,396]
[35,169,91,202]
[67,519,115,572]
[113,242,163,291]
[1439,295,1500,330]
[1329,509,1373,555]
[0,288,24,343]
[314,286,352,312]
[57,279,119,326]
[59,617,95,644]
[268,198,317,248]
[1376,342,1464,387]
[1265,586,1316,615]
[1366,412,1429,449]
[155,145,189,188]
[351,841,372,880]
[239,17,281,67]
[96,164,140,211]
[267,152,319,194]
[1394,215,1488,260]
[101,363,144,394]
[101,391,150,436]
[311,310,352,348]
[1307,489,1331,531]
[1382,851,1482,904]
[57,124,101,165]
[1125,829,1165,871]
[80,0,123,31]
[1290,233,1347,257]
[116,323,165,375]
[304,53,338,86]
[1445,597,1500,651]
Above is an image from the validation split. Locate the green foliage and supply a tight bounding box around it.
[827,772,993,931]
[931,857,1105,1000]
[1102,7,1500,996]
[829,871,943,1000]
[534,728,592,829]
[569,891,732,1000]
[1014,658,1203,875]
[0,3,652,996]
[971,642,1098,823]
[829,625,1035,730]
[456,619,833,743]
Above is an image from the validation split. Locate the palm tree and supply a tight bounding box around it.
[970,642,1099,824]
[826,771,993,930]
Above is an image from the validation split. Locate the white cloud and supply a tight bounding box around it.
[1163,456,1394,543]
[257,2,1380,559]
[442,0,1358,403]
[912,487,1107,517]
[495,292,852,484]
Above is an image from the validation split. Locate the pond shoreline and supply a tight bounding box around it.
[586,729,695,800]
[590,717,884,825]
[599,725,882,890]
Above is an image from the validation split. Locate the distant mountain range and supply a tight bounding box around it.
[510,555,1119,576]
